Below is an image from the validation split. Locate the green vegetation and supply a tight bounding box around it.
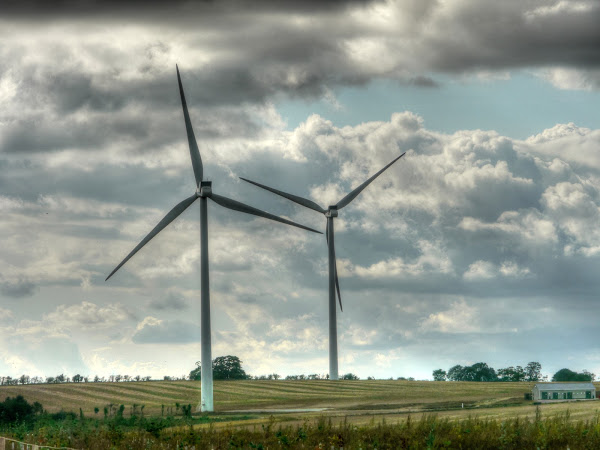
[435,361,544,382]
[552,368,595,382]
[3,399,600,448]
[189,355,249,381]
[1,379,600,447]
[0,395,255,448]
[433,369,447,381]
[0,395,43,425]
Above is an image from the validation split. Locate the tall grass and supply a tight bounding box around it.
[6,407,600,449]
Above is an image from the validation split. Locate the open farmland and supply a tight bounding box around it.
[3,381,600,448]
[1,380,600,427]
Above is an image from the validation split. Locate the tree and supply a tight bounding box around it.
[0,396,43,424]
[468,363,497,382]
[583,370,596,381]
[552,368,593,382]
[525,362,542,382]
[447,363,497,382]
[341,373,359,380]
[189,361,201,381]
[432,369,447,381]
[72,374,83,383]
[212,356,248,380]
[497,366,525,382]
[447,365,465,381]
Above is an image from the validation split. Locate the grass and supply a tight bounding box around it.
[3,381,600,448]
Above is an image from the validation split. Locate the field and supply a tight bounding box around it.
[3,381,600,448]
[2,379,600,427]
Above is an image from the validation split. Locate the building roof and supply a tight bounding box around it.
[534,383,595,391]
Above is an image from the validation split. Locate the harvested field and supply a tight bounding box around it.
[1,380,599,429]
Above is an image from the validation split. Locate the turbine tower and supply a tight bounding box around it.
[241,152,405,380]
[106,66,320,412]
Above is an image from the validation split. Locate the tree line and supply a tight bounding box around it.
[188,356,362,381]
[0,374,167,385]
[432,362,596,382]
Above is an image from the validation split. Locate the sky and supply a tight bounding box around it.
[1,0,600,382]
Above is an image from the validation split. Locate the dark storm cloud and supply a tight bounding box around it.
[0,278,37,298]
[0,0,374,16]
[1,0,598,138]
[2,0,598,168]
[409,76,440,88]
[423,1,600,72]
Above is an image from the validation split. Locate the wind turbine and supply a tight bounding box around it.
[106,66,321,412]
[241,152,405,380]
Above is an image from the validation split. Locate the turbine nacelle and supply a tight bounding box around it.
[325,207,338,218]
[199,181,212,197]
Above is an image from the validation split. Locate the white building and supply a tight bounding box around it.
[532,383,596,402]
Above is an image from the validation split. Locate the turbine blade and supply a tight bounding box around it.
[209,193,322,234]
[334,262,342,312]
[240,177,326,214]
[335,152,406,210]
[327,226,343,312]
[176,65,203,186]
[106,194,198,281]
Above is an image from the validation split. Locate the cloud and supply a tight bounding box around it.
[44,301,130,330]
[463,260,531,280]
[2,337,87,376]
[11,302,131,345]
[420,299,479,333]
[538,67,600,91]
[132,317,200,344]
[149,293,189,311]
[0,278,37,298]
[459,210,557,246]
[463,260,496,280]
[521,124,600,170]
[0,1,598,382]
[0,308,14,322]
[349,240,453,279]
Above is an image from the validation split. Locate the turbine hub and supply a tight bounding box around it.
[325,206,338,217]
[199,181,212,197]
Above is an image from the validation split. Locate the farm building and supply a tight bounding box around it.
[532,383,596,402]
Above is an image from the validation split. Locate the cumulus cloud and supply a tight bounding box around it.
[12,302,132,344]
[132,317,200,344]
[463,260,531,280]
[420,299,480,333]
[521,123,600,170]
[348,240,453,278]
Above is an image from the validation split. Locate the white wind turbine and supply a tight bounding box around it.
[241,152,405,379]
[106,66,321,412]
